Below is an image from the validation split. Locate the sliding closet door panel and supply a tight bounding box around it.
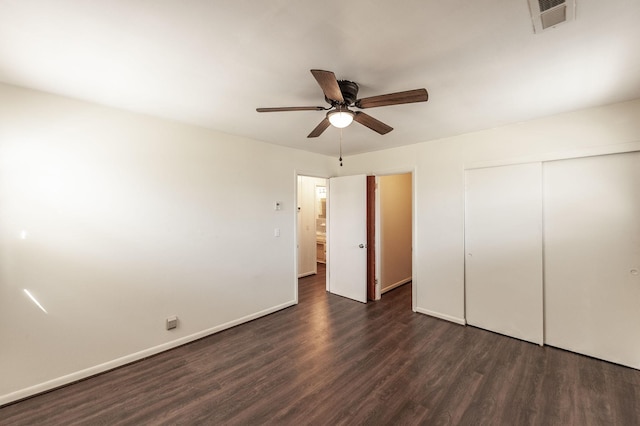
[465,163,543,344]
[544,152,640,369]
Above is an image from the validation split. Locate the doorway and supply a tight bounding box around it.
[297,175,328,278]
[376,173,413,300]
[326,172,414,305]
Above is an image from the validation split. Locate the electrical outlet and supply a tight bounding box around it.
[166,316,178,330]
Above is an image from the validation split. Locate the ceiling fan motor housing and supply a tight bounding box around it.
[325,80,359,106]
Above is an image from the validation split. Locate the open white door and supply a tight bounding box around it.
[328,174,367,303]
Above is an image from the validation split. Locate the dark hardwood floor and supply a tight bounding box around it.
[2,264,639,425]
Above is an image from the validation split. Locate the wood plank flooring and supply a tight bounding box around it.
[2,264,639,425]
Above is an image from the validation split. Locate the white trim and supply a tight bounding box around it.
[374,175,381,300]
[367,165,417,177]
[463,167,468,322]
[326,178,331,292]
[298,271,316,278]
[411,167,418,313]
[0,300,296,406]
[415,307,467,325]
[381,277,412,294]
[293,170,300,304]
[464,141,640,170]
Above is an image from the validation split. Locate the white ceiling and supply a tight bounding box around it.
[1,0,639,157]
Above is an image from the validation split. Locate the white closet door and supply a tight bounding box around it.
[465,163,543,344]
[544,152,640,369]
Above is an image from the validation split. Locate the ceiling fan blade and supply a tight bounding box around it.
[353,111,393,135]
[355,88,428,109]
[311,69,344,103]
[256,106,325,112]
[308,117,331,138]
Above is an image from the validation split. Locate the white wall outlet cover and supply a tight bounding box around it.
[166,316,178,330]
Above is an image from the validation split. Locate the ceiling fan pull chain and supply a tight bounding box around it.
[339,127,343,167]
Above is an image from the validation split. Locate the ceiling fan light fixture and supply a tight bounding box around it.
[327,110,355,128]
[257,69,428,138]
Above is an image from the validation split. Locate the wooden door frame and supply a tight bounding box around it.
[367,176,376,301]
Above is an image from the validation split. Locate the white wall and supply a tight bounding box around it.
[340,98,640,324]
[0,83,337,404]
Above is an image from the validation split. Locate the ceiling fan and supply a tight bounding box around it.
[257,69,429,138]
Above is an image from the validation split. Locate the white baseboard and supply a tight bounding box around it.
[298,271,315,278]
[414,307,466,325]
[381,277,411,294]
[0,300,297,406]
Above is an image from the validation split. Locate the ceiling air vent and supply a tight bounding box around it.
[528,0,576,33]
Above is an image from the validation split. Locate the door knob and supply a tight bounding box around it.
[359,244,365,248]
